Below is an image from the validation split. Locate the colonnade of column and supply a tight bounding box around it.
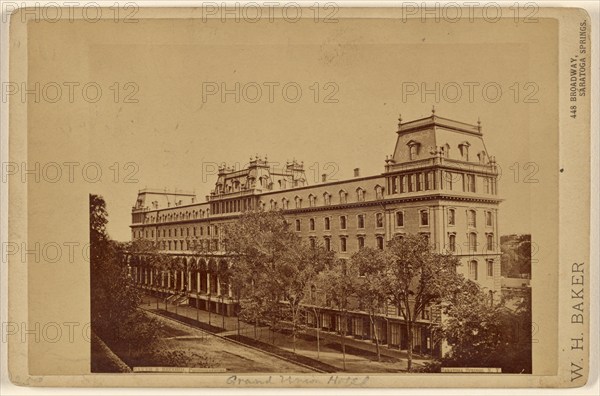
[130,265,232,299]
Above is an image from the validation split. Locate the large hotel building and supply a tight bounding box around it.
[128,112,502,354]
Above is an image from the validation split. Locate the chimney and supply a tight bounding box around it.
[354,168,360,177]
[321,173,327,182]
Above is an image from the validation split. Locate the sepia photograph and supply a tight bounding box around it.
[2,2,594,390]
[90,111,533,375]
[85,10,542,376]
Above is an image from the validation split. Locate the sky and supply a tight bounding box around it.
[27,16,558,241]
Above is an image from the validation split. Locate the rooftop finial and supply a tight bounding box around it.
[431,105,436,115]
[398,113,402,124]
[477,117,482,131]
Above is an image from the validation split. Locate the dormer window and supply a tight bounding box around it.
[375,185,384,200]
[459,141,471,161]
[356,187,365,202]
[443,143,450,158]
[477,151,487,164]
[407,140,421,160]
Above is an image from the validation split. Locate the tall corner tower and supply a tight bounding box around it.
[383,110,502,298]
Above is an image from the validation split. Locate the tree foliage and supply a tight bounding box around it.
[90,194,145,342]
[375,234,464,371]
[500,234,532,278]
[317,257,360,370]
[280,238,334,351]
[223,209,333,350]
[433,281,532,373]
[350,247,389,361]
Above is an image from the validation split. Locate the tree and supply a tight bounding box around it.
[435,280,532,373]
[351,247,388,361]
[381,234,463,371]
[500,234,532,278]
[90,194,142,342]
[317,258,360,371]
[280,241,333,352]
[223,209,327,347]
[439,280,504,366]
[126,237,173,308]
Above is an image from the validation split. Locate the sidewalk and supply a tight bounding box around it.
[141,295,431,372]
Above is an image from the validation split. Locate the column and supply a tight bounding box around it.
[150,270,153,286]
[386,210,392,241]
[188,271,192,291]
[197,272,201,293]
[167,272,171,289]
[216,275,221,295]
[228,282,232,298]
[180,270,184,291]
[207,273,211,294]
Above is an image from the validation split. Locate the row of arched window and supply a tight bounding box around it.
[144,208,210,224]
[298,232,495,255]
[448,232,496,253]
[295,212,404,233]
[157,239,219,252]
[468,259,496,281]
[134,225,217,240]
[307,235,386,252]
[387,171,497,196]
[264,185,385,210]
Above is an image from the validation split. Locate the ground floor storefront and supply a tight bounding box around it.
[305,308,438,357]
[137,282,439,359]
[138,293,434,372]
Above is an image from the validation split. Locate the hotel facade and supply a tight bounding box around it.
[127,112,502,355]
